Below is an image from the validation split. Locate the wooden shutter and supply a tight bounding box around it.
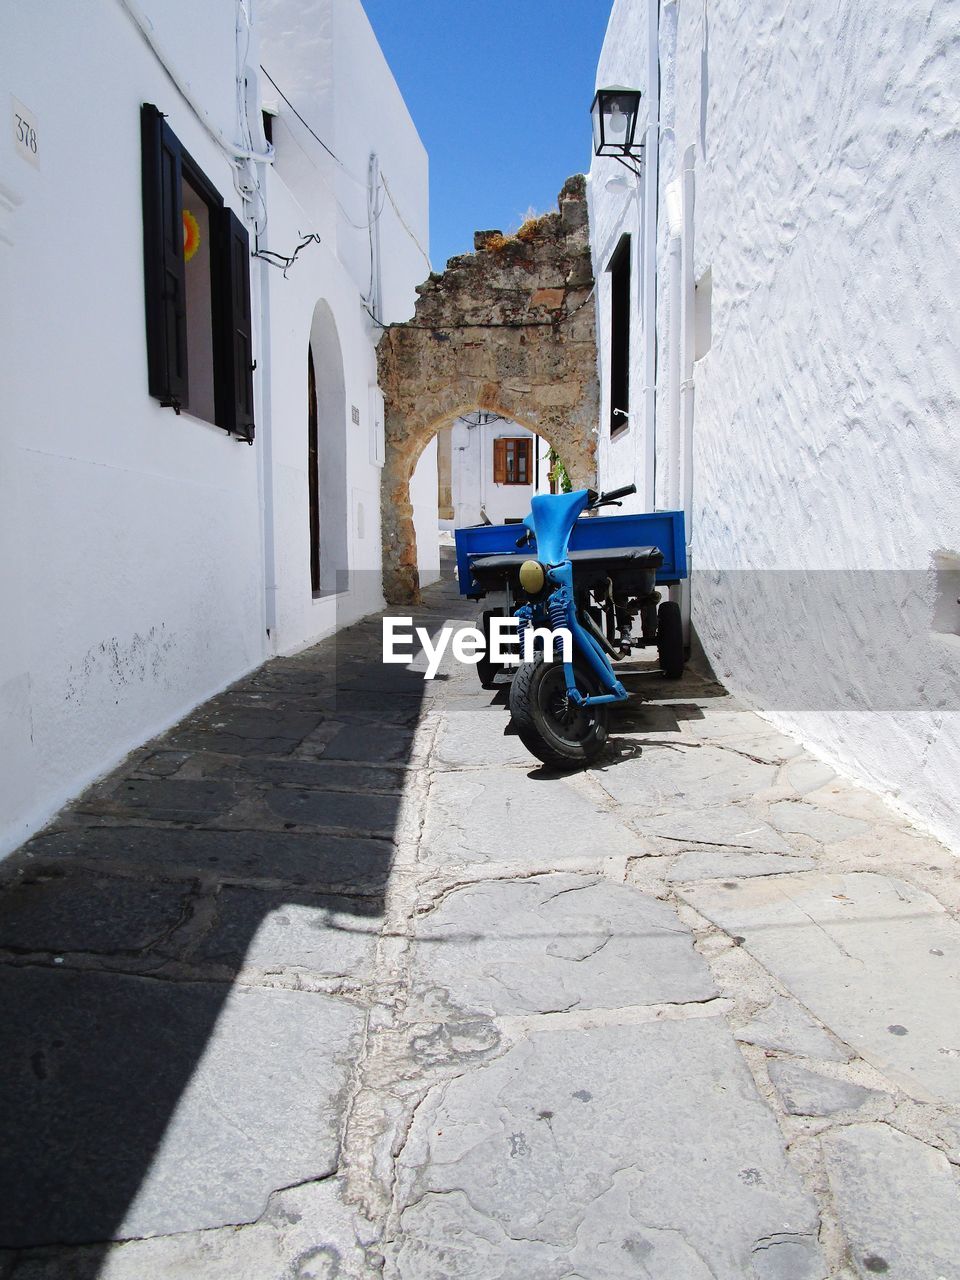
[218,207,256,442]
[141,104,188,409]
[493,438,506,483]
[517,439,531,483]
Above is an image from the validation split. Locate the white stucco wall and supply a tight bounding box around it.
[259,0,433,643]
[440,418,552,530]
[0,0,430,857]
[591,0,960,847]
[0,1,265,858]
[410,436,440,587]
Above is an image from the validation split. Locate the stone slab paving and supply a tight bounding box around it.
[0,969,363,1245]
[822,1125,960,1279]
[734,995,853,1062]
[408,873,716,1013]
[420,766,640,865]
[389,1020,822,1280]
[638,803,797,852]
[0,570,958,1278]
[767,1062,887,1117]
[667,849,817,881]
[682,872,960,1103]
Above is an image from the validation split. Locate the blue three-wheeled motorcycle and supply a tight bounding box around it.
[454,484,688,770]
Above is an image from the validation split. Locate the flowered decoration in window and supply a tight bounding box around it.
[182,209,201,263]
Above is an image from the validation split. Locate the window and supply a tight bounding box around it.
[140,103,255,440]
[608,233,631,435]
[493,437,532,485]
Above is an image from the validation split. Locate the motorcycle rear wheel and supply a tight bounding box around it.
[509,657,609,770]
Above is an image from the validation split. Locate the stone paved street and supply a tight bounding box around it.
[2,568,960,1279]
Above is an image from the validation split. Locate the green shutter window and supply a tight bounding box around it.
[141,103,188,410]
[218,208,255,442]
[140,103,255,442]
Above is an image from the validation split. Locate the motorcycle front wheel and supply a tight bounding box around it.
[509,656,609,771]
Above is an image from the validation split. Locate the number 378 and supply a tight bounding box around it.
[15,114,37,154]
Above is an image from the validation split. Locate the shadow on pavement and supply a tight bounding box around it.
[0,583,460,1276]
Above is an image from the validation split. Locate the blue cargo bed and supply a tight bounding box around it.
[454,509,687,598]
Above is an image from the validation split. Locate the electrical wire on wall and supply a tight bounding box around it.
[232,1,268,236]
[253,232,323,276]
[457,411,505,428]
[250,64,594,334]
[381,172,431,273]
[256,62,433,301]
[234,0,269,237]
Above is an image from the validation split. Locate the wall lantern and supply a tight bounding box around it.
[591,86,644,178]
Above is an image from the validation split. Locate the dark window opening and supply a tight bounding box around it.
[262,110,274,145]
[608,233,631,435]
[308,346,321,595]
[493,437,532,485]
[140,103,255,441]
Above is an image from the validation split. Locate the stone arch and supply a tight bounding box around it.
[308,299,348,596]
[377,175,599,604]
[403,402,574,541]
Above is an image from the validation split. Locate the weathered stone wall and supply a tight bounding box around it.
[377,175,599,604]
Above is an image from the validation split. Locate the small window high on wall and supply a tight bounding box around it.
[608,233,631,435]
[140,103,255,441]
[493,437,532,485]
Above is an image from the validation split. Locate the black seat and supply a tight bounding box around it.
[470,546,663,575]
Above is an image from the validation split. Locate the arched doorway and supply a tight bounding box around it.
[377,175,599,604]
[437,411,567,533]
[307,300,348,597]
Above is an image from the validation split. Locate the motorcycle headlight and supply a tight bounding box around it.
[519,559,545,594]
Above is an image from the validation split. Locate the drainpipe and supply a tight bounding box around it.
[117,0,273,163]
[664,178,683,511]
[679,144,696,642]
[257,252,279,651]
[478,420,487,520]
[641,0,661,510]
[367,152,383,321]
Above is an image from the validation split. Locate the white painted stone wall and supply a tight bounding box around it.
[439,417,552,530]
[591,0,960,847]
[0,0,430,857]
[259,0,435,615]
[410,437,440,587]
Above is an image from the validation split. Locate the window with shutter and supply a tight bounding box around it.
[218,208,255,442]
[493,438,507,484]
[494,437,533,485]
[141,104,188,409]
[140,103,255,441]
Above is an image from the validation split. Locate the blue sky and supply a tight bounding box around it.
[361,0,611,270]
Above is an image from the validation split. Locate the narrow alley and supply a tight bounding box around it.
[2,560,959,1279]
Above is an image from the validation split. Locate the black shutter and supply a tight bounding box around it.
[141,104,188,409]
[218,208,256,442]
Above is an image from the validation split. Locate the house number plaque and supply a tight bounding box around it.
[12,97,39,169]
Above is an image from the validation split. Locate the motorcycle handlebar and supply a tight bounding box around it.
[598,483,637,503]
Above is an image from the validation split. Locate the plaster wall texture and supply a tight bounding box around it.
[258,0,434,638]
[441,418,552,530]
[410,437,440,587]
[0,0,430,857]
[591,0,960,847]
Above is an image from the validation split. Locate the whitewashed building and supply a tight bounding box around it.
[0,0,435,858]
[590,0,960,845]
[437,413,553,531]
